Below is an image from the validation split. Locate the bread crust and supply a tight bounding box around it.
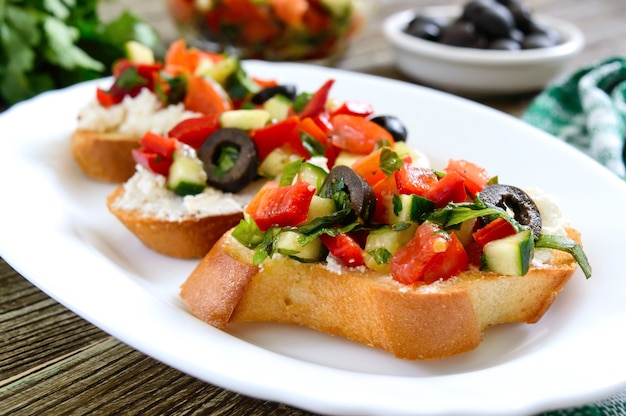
[71,129,140,183]
[107,185,244,259]
[180,228,581,360]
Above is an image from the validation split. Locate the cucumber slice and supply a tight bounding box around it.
[483,229,534,276]
[125,40,154,64]
[364,223,418,273]
[388,194,435,224]
[167,148,207,196]
[276,231,327,262]
[258,147,299,179]
[220,109,271,130]
[306,195,337,223]
[263,94,292,122]
[297,161,328,191]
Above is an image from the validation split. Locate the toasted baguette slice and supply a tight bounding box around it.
[180,228,581,360]
[71,129,140,183]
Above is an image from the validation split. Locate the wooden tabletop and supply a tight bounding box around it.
[2,0,625,414]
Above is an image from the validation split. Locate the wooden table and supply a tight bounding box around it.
[2,1,625,414]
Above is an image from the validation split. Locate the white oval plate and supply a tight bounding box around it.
[1,61,625,416]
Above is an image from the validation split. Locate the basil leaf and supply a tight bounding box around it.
[380,147,403,176]
[535,234,592,279]
[368,247,393,265]
[232,216,265,249]
[279,159,304,187]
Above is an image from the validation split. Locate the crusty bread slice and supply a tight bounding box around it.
[180,228,581,360]
[106,185,244,259]
[71,129,140,183]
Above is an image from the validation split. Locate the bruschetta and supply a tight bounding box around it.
[179,150,591,360]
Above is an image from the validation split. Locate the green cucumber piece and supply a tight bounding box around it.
[196,55,238,84]
[390,194,435,224]
[319,0,351,17]
[306,195,337,223]
[275,231,327,262]
[364,223,418,272]
[258,147,298,179]
[334,150,362,167]
[220,109,270,130]
[297,161,328,190]
[167,148,207,196]
[263,94,292,122]
[483,229,534,276]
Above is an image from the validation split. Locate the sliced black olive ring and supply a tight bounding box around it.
[198,128,258,193]
[321,165,377,224]
[478,183,542,238]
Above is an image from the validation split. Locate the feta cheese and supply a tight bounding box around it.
[111,166,264,221]
[76,89,199,136]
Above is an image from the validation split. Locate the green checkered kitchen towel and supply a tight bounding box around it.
[524,57,626,414]
[523,56,626,180]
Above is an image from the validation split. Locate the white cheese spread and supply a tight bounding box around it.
[525,187,570,266]
[111,166,264,221]
[76,89,199,136]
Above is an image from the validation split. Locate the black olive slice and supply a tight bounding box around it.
[251,84,297,105]
[369,115,408,142]
[320,165,376,224]
[479,184,542,238]
[198,128,258,193]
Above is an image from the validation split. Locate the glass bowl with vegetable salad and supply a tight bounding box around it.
[166,0,375,63]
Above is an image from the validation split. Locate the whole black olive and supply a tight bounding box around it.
[475,2,516,38]
[251,84,297,105]
[462,0,496,23]
[440,20,481,48]
[488,38,521,50]
[369,115,408,142]
[405,15,444,41]
[478,184,542,238]
[321,165,376,224]
[198,128,258,193]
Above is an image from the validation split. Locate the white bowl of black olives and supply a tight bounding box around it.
[383,0,584,95]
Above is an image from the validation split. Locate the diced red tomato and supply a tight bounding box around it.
[320,233,365,267]
[424,171,468,208]
[445,159,491,197]
[330,100,374,118]
[245,180,316,231]
[330,114,395,154]
[311,111,333,133]
[472,218,517,248]
[167,115,220,149]
[390,222,469,284]
[394,165,439,196]
[132,149,173,177]
[251,116,306,160]
[299,79,334,119]
[139,131,178,158]
[183,75,232,115]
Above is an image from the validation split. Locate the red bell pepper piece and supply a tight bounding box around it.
[96,88,124,107]
[184,74,232,115]
[391,222,469,284]
[472,218,517,248]
[246,180,316,231]
[424,171,468,208]
[139,131,178,158]
[320,233,365,267]
[251,116,306,160]
[299,79,334,119]
[167,115,220,149]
